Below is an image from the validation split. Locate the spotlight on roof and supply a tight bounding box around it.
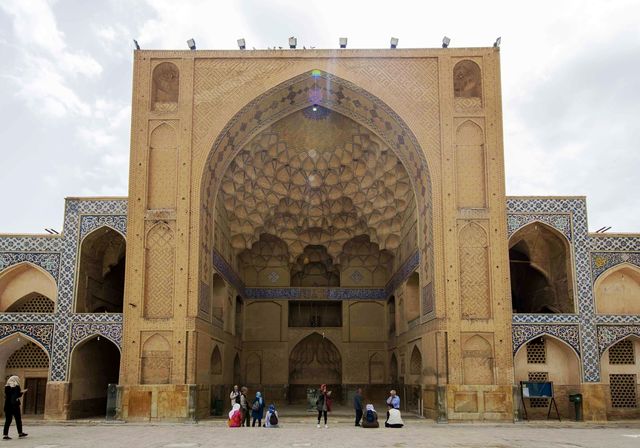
[339,37,348,49]
[312,104,318,112]
[442,36,451,48]
[237,38,246,50]
[289,36,297,49]
[187,38,196,50]
[133,39,140,50]
[493,36,502,48]
[390,37,399,49]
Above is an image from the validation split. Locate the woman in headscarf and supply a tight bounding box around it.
[315,384,332,428]
[264,403,279,428]
[251,391,264,427]
[3,376,27,439]
[361,404,379,428]
[228,403,242,427]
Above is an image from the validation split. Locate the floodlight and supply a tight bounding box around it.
[493,36,501,48]
[339,37,348,48]
[237,38,246,50]
[289,37,297,49]
[390,37,399,49]
[133,39,140,50]
[312,104,318,112]
[187,38,196,50]
[442,36,451,48]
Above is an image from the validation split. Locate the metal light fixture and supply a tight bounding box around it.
[133,39,140,50]
[187,38,196,50]
[289,37,297,49]
[442,36,451,48]
[237,38,246,50]
[390,37,399,49]
[493,36,502,48]
[339,37,347,49]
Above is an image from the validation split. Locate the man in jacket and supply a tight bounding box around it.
[353,388,363,426]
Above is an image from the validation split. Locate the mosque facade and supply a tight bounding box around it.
[0,48,639,421]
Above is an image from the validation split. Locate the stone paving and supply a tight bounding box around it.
[7,420,640,448]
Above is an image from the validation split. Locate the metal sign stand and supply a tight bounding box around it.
[520,381,561,421]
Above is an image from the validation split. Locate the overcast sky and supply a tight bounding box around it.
[0,0,638,234]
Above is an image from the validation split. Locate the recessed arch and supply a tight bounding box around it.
[390,352,399,383]
[0,262,57,312]
[0,332,51,415]
[409,345,422,376]
[210,273,226,321]
[514,332,581,360]
[75,226,126,313]
[210,345,222,376]
[509,221,575,314]
[453,60,482,99]
[151,62,179,111]
[404,272,420,322]
[594,263,640,315]
[68,334,120,418]
[199,69,434,315]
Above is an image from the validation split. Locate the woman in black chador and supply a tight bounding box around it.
[3,376,27,440]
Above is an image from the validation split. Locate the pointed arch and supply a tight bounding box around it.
[140,333,171,384]
[369,352,384,384]
[69,334,120,418]
[233,353,241,385]
[0,262,57,312]
[455,120,486,208]
[210,345,222,376]
[148,122,178,209]
[390,352,399,383]
[75,225,126,313]
[594,263,640,315]
[462,335,494,385]
[509,221,575,314]
[409,345,422,376]
[453,60,482,99]
[289,332,341,385]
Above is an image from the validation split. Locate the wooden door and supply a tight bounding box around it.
[22,378,46,415]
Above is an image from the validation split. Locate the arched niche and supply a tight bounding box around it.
[595,264,640,315]
[509,222,575,314]
[455,121,486,209]
[290,245,339,287]
[210,345,222,376]
[147,122,178,209]
[409,345,422,377]
[514,335,581,387]
[151,62,179,112]
[462,335,494,385]
[140,333,171,384]
[75,227,125,313]
[210,274,226,321]
[600,336,640,410]
[0,262,57,313]
[453,60,482,99]
[387,296,396,337]
[404,272,420,322]
[390,352,399,384]
[289,332,341,385]
[0,333,50,416]
[69,335,120,418]
[369,352,384,384]
[233,353,241,385]
[234,296,244,337]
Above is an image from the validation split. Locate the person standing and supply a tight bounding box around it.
[315,384,332,428]
[251,391,264,427]
[386,389,400,409]
[3,376,27,440]
[240,387,250,427]
[229,385,241,409]
[353,387,363,427]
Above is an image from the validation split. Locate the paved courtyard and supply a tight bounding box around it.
[7,420,640,448]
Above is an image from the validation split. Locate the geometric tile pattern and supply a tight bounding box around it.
[508,197,640,382]
[0,198,126,381]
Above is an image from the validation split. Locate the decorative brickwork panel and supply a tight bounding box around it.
[151,62,179,112]
[147,122,178,209]
[526,339,547,364]
[410,346,422,375]
[608,339,635,365]
[144,223,175,318]
[459,222,491,319]
[456,121,486,208]
[6,342,49,369]
[610,374,637,408]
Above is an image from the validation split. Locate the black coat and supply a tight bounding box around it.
[4,386,23,412]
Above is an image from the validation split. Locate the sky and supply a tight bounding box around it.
[0,0,639,234]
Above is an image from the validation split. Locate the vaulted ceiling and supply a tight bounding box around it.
[217,106,415,261]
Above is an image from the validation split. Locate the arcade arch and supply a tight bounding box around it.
[0,262,57,313]
[509,223,575,314]
[595,264,640,315]
[76,227,125,313]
